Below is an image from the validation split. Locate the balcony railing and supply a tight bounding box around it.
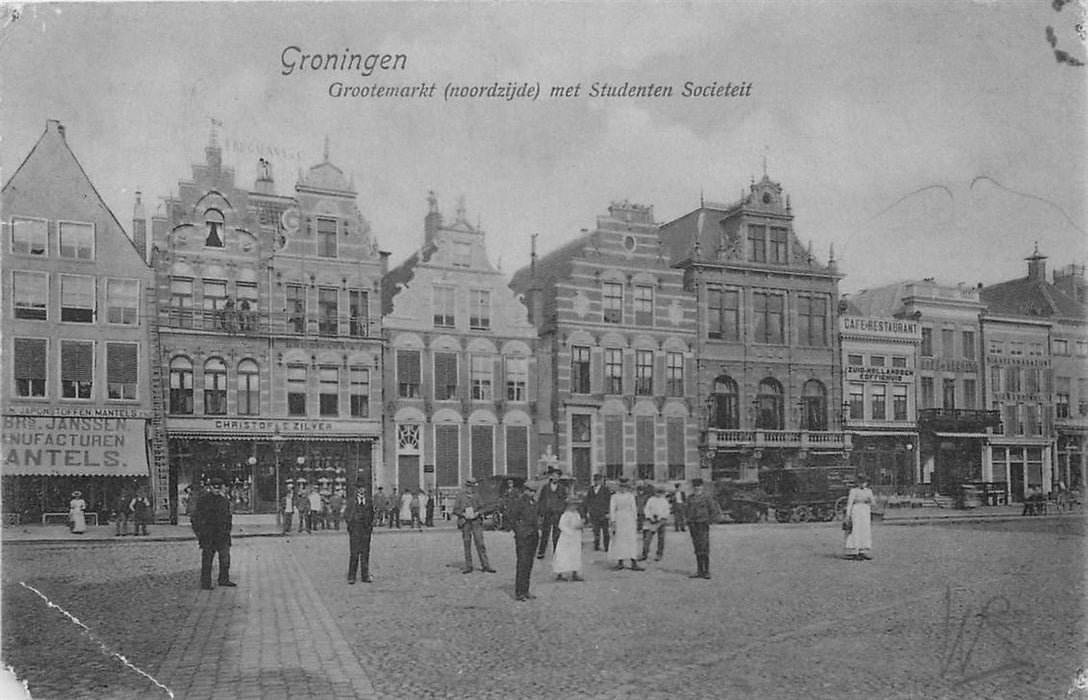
[917,408,1001,432]
[158,307,378,339]
[704,429,851,449]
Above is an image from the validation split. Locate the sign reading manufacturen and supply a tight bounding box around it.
[2,415,150,476]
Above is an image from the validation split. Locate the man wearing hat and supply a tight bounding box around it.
[536,468,569,559]
[344,488,375,584]
[684,478,722,579]
[508,482,540,601]
[453,478,496,574]
[191,478,237,589]
[640,486,671,562]
[583,473,613,552]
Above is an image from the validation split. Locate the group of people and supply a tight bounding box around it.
[372,487,435,530]
[282,485,346,533]
[66,489,152,536]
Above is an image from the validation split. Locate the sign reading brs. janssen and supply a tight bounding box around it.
[1,415,150,476]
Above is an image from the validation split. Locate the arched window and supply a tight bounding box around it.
[204,358,227,415]
[204,209,225,248]
[801,379,827,431]
[169,357,193,414]
[237,359,260,416]
[709,376,739,429]
[755,378,784,430]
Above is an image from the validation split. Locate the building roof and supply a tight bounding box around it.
[981,276,1086,321]
[509,232,591,294]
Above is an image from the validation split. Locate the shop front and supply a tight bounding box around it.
[988,439,1052,502]
[850,432,918,491]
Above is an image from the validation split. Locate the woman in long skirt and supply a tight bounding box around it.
[69,491,87,534]
[553,499,585,581]
[609,478,643,570]
[844,474,875,560]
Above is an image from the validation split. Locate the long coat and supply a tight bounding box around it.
[344,496,375,536]
[192,492,232,548]
[609,490,639,560]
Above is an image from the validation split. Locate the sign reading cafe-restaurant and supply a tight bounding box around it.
[2,415,150,476]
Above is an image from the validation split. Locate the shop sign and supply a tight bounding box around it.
[2,416,150,476]
[3,406,152,419]
[840,317,920,340]
[845,366,914,382]
[171,417,374,436]
[919,358,979,372]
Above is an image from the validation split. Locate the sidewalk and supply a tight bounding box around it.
[0,514,461,545]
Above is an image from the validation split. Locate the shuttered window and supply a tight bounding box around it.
[636,416,655,479]
[667,418,685,479]
[397,350,421,398]
[61,340,94,399]
[14,338,47,397]
[505,425,528,477]
[605,414,623,479]
[435,425,460,487]
[106,342,138,400]
[470,425,494,479]
[434,352,458,400]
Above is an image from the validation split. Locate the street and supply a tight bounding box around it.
[2,517,1085,700]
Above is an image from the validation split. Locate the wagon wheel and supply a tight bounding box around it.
[774,506,793,523]
[834,496,848,521]
[792,505,812,523]
[820,504,836,522]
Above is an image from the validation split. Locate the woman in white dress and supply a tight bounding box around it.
[844,474,875,560]
[69,490,87,534]
[609,478,643,571]
[552,499,585,582]
[399,490,413,528]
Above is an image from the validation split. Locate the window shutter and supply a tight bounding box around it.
[14,338,46,378]
[505,425,528,477]
[62,341,94,381]
[107,343,138,383]
[398,350,421,383]
[605,415,623,469]
[435,425,460,487]
[434,352,458,398]
[470,425,494,479]
[636,416,654,467]
[667,418,685,468]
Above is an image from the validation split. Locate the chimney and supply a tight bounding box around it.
[132,190,148,263]
[1026,243,1047,282]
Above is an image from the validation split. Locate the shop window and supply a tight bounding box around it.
[204,358,227,415]
[13,271,48,320]
[61,341,93,399]
[237,360,259,416]
[169,357,194,414]
[13,338,47,397]
[106,342,137,400]
[59,221,94,259]
[11,217,47,255]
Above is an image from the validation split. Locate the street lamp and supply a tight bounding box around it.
[247,455,258,513]
[271,428,285,526]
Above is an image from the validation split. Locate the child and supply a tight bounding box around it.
[552,498,585,582]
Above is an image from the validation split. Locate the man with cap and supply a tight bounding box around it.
[191,478,236,589]
[508,482,540,601]
[640,485,671,562]
[536,468,569,559]
[685,478,722,579]
[583,473,613,552]
[453,478,496,574]
[344,487,375,584]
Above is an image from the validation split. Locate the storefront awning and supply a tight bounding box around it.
[2,416,150,476]
[169,431,376,442]
[932,432,991,439]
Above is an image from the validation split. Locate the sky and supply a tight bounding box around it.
[1,1,1085,294]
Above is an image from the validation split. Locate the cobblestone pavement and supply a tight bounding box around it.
[3,517,1084,700]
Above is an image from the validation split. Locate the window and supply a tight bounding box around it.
[635,349,654,396]
[286,284,306,334]
[106,343,137,400]
[893,385,908,420]
[1056,376,1070,419]
[169,357,193,414]
[61,341,94,399]
[61,274,95,323]
[287,364,307,416]
[605,348,623,394]
[634,285,654,325]
[720,288,740,341]
[871,385,886,420]
[106,278,139,325]
[350,367,370,418]
[171,277,194,328]
[752,291,784,344]
[433,286,455,327]
[769,227,788,263]
[797,294,827,346]
[801,380,827,430]
[748,225,766,263]
[397,350,421,398]
[203,279,227,331]
[434,424,459,487]
[942,378,956,410]
[1006,366,1020,393]
[59,221,94,259]
[707,286,723,339]
[941,329,955,359]
[203,358,227,415]
[317,217,337,258]
[870,356,885,367]
[237,360,259,416]
[991,365,1003,394]
[470,290,490,330]
[636,416,654,480]
[1024,368,1039,394]
[349,290,368,337]
[1053,339,1068,355]
[962,331,975,360]
[452,241,471,267]
[1077,341,1088,357]
[921,377,935,409]
[236,283,257,331]
[1028,342,1043,357]
[13,338,46,397]
[470,424,494,479]
[892,356,907,368]
[13,271,48,320]
[666,352,684,397]
[602,282,623,324]
[848,383,864,419]
[1009,342,1024,356]
[319,366,339,416]
[963,378,977,410]
[848,354,864,366]
[11,217,47,255]
[505,355,528,402]
[572,414,592,443]
[434,352,459,401]
[604,414,623,479]
[755,378,783,430]
[471,355,493,401]
[318,287,338,336]
[505,425,529,477]
[710,377,740,429]
[667,418,685,480]
[571,346,591,394]
[204,209,224,247]
[921,328,933,357]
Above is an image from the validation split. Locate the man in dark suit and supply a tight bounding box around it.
[509,483,540,601]
[583,473,613,551]
[536,468,568,559]
[192,478,236,590]
[344,488,375,584]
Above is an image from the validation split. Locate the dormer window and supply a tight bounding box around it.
[204,209,225,248]
[317,217,338,258]
[453,241,471,268]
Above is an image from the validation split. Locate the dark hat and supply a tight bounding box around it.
[210,477,225,486]
[592,473,604,481]
[655,485,667,493]
[618,476,631,486]
[691,478,704,487]
[465,478,478,486]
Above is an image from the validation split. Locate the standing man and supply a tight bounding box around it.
[192,478,236,590]
[685,478,722,579]
[282,485,295,535]
[583,473,612,552]
[113,489,132,537]
[344,488,375,584]
[328,489,344,531]
[453,479,496,574]
[296,483,310,533]
[536,468,568,559]
[373,486,387,527]
[671,483,687,532]
[424,489,436,527]
[509,483,540,601]
[640,486,671,561]
[387,487,401,529]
